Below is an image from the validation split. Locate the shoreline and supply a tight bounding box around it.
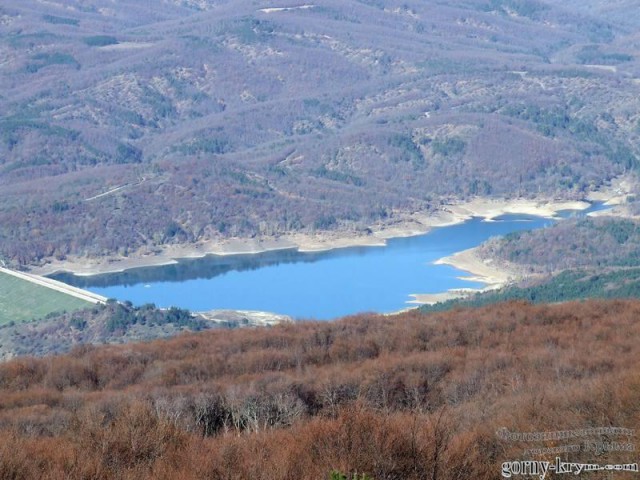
[407,176,635,306]
[406,248,521,305]
[31,196,591,277]
[29,176,633,280]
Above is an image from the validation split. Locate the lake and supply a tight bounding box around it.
[51,203,607,320]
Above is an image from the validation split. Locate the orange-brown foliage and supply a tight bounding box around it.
[0,300,639,479]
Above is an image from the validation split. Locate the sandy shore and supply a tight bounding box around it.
[586,175,634,206]
[407,248,520,305]
[585,176,638,219]
[33,238,302,277]
[407,288,481,306]
[29,180,632,278]
[435,248,518,286]
[196,309,292,327]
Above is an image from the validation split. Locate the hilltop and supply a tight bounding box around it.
[2,0,640,268]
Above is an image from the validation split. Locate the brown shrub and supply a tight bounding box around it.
[0,300,638,478]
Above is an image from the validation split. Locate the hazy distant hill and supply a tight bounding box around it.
[1,0,639,264]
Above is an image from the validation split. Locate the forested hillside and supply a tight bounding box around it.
[478,215,640,274]
[2,0,640,265]
[0,300,638,478]
[0,301,205,359]
[418,215,640,311]
[0,300,293,360]
[420,267,640,312]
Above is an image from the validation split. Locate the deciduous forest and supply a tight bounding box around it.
[0,300,638,479]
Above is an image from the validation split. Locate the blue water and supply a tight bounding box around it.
[51,202,607,320]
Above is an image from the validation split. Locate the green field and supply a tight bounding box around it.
[0,271,91,324]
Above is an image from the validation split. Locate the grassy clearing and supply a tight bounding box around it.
[0,271,90,324]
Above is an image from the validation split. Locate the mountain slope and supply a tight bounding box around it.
[1,0,639,265]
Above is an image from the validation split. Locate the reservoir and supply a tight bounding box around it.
[52,203,607,320]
